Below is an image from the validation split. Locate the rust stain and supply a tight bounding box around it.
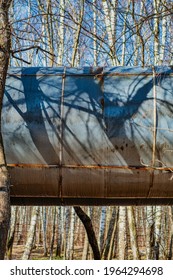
[89,67,103,75]
[7,163,173,172]
[7,163,58,168]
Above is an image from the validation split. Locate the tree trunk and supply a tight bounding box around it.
[56,206,64,258]
[118,206,126,259]
[0,0,12,260]
[127,206,140,260]
[153,0,160,65]
[49,206,56,259]
[102,207,118,260]
[154,206,162,259]
[74,206,101,260]
[146,206,154,259]
[66,207,75,260]
[57,0,65,65]
[71,0,84,67]
[7,206,18,259]
[22,206,39,260]
[41,206,48,257]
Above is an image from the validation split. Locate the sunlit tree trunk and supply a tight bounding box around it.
[56,206,64,258]
[102,0,118,66]
[66,207,75,260]
[41,206,48,257]
[132,0,145,66]
[160,1,167,64]
[145,206,154,259]
[82,231,89,259]
[153,0,160,65]
[64,207,70,259]
[118,206,126,259]
[7,206,18,259]
[49,206,56,259]
[0,0,12,260]
[22,206,39,260]
[102,207,118,260]
[127,206,140,259]
[57,0,65,65]
[17,206,26,245]
[99,206,106,253]
[167,206,173,260]
[93,0,97,66]
[71,0,84,67]
[121,0,130,66]
[153,206,162,259]
[38,0,54,66]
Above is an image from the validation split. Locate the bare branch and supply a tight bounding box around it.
[11,45,56,57]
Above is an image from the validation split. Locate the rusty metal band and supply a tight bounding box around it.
[7,163,173,171]
[58,66,66,199]
[152,66,157,167]
[147,66,157,197]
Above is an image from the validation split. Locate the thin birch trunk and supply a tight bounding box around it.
[154,206,162,259]
[160,2,167,64]
[153,0,160,65]
[42,206,48,257]
[159,208,166,260]
[71,0,84,67]
[22,206,39,260]
[127,206,140,260]
[118,206,126,260]
[145,206,154,259]
[64,207,70,259]
[121,0,130,66]
[56,206,65,258]
[38,0,54,66]
[132,1,145,66]
[49,206,56,259]
[99,206,107,253]
[57,0,65,65]
[17,206,26,244]
[93,0,97,66]
[66,207,75,260]
[82,231,89,259]
[102,0,118,66]
[7,206,18,259]
[167,206,173,260]
[102,207,118,260]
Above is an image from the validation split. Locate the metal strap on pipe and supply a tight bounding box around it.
[58,66,66,199]
[152,66,157,167]
[147,66,157,197]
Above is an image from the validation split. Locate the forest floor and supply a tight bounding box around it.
[7,245,146,260]
[6,244,83,260]
[6,245,48,260]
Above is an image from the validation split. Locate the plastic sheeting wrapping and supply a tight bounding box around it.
[2,66,173,205]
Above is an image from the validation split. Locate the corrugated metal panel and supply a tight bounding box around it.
[2,66,173,205]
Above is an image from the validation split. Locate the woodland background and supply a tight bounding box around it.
[3,0,173,260]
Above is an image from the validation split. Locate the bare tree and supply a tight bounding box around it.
[74,206,101,260]
[0,0,12,260]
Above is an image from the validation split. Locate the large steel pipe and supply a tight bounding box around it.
[2,66,173,205]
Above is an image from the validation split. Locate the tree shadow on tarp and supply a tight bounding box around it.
[4,67,173,169]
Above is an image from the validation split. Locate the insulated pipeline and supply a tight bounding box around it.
[2,66,173,205]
